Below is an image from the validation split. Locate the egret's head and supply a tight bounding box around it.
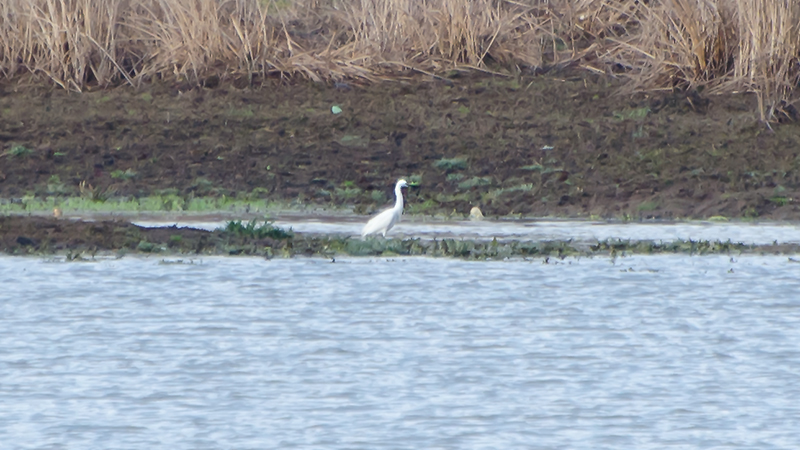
[397,179,409,189]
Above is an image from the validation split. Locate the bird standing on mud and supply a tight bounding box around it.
[361,179,408,238]
[469,206,484,221]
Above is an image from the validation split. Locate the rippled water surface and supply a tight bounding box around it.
[2,255,800,449]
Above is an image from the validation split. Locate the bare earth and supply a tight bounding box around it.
[2,73,800,220]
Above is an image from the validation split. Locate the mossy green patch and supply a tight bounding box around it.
[111,169,137,180]
[220,219,293,240]
[4,145,32,158]
[447,173,465,181]
[434,157,468,171]
[613,106,650,121]
[637,200,660,212]
[458,176,492,189]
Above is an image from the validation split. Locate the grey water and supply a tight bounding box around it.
[130,215,800,245]
[2,254,800,449]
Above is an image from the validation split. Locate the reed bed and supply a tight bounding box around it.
[1,0,798,118]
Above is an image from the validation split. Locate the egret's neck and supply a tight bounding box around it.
[394,185,404,211]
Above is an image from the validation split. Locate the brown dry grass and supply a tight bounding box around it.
[1,0,799,119]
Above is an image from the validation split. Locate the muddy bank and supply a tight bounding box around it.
[3,216,800,259]
[2,74,800,219]
[0,215,296,258]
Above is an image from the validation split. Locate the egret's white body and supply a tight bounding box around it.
[361,179,408,237]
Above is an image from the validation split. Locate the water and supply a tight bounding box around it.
[129,214,800,245]
[2,254,800,449]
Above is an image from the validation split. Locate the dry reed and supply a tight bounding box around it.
[1,0,799,119]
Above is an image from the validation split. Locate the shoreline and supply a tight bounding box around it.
[3,215,800,259]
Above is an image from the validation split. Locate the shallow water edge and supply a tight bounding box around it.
[3,215,800,259]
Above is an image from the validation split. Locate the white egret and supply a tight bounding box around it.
[361,179,408,237]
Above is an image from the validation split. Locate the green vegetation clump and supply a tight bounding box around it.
[110,169,137,180]
[0,195,291,215]
[220,219,293,240]
[5,145,32,157]
[446,173,465,181]
[434,157,468,171]
[136,240,159,252]
[457,176,492,189]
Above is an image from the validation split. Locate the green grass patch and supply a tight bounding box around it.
[45,175,71,195]
[4,145,32,158]
[227,107,254,118]
[220,219,293,240]
[637,200,660,212]
[0,194,289,215]
[110,169,137,180]
[338,134,369,148]
[335,186,362,200]
[769,196,791,207]
[370,190,387,204]
[540,166,565,175]
[458,176,492,189]
[447,173,465,181]
[433,157,468,171]
[136,240,159,252]
[405,198,439,215]
[191,177,216,194]
[613,106,650,121]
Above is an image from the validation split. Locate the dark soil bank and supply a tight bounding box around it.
[0,215,298,258]
[3,216,799,258]
[2,73,800,219]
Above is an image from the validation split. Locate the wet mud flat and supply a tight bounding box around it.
[2,73,800,220]
[3,216,800,260]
